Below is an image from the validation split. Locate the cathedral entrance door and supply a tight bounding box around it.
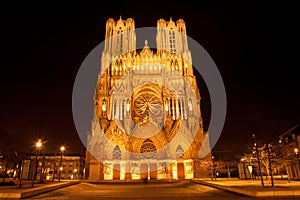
[140,163,148,180]
[113,164,120,180]
[150,163,157,179]
[177,163,185,179]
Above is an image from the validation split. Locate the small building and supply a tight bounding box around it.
[278,124,300,180]
[21,154,85,181]
[215,160,239,178]
[237,162,252,179]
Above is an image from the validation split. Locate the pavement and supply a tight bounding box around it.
[0,179,79,199]
[192,178,300,197]
[1,178,300,199]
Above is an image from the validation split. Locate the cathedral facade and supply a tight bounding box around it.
[85,17,210,181]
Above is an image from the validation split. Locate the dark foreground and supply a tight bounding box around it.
[30,181,299,200]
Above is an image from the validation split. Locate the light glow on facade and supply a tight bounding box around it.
[85,17,211,181]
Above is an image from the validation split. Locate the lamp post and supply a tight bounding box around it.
[295,148,299,157]
[294,148,300,179]
[58,146,65,182]
[211,155,215,180]
[253,134,264,187]
[31,139,42,187]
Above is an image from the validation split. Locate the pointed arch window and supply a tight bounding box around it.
[140,139,157,159]
[176,145,184,159]
[113,145,121,160]
[169,30,176,53]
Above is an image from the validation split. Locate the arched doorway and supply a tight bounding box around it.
[177,163,185,179]
[113,146,121,180]
[140,139,157,180]
[176,145,185,179]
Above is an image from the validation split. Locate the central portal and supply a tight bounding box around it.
[150,163,157,179]
[140,163,148,179]
[113,164,120,180]
[177,163,185,179]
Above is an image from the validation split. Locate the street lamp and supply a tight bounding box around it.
[295,148,300,178]
[295,148,299,164]
[58,146,65,182]
[211,155,216,180]
[253,134,264,187]
[31,139,42,187]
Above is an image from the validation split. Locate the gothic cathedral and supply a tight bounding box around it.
[85,17,210,181]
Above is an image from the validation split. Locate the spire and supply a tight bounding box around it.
[141,39,152,56]
[167,17,176,29]
[117,16,123,24]
[116,16,124,28]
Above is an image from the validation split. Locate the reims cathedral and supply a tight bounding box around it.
[85,17,211,181]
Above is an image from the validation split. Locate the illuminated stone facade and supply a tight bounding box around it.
[86,17,210,181]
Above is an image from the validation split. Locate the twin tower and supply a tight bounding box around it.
[85,17,210,181]
[101,17,191,73]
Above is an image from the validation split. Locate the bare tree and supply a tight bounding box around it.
[0,121,34,182]
[242,136,284,185]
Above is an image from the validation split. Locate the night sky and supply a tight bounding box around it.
[0,1,299,156]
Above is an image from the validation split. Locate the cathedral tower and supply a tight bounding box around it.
[86,17,210,181]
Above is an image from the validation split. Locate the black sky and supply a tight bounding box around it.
[0,1,299,156]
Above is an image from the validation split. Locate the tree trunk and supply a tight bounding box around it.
[266,164,270,180]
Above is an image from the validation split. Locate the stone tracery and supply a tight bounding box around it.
[86,17,210,181]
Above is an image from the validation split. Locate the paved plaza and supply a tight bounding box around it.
[27,181,256,199]
[1,179,300,199]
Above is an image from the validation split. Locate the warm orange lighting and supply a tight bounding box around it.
[126,101,130,112]
[89,17,205,181]
[188,99,193,111]
[295,148,299,155]
[279,139,282,144]
[60,167,63,171]
[60,146,65,152]
[36,139,42,148]
[102,104,106,112]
